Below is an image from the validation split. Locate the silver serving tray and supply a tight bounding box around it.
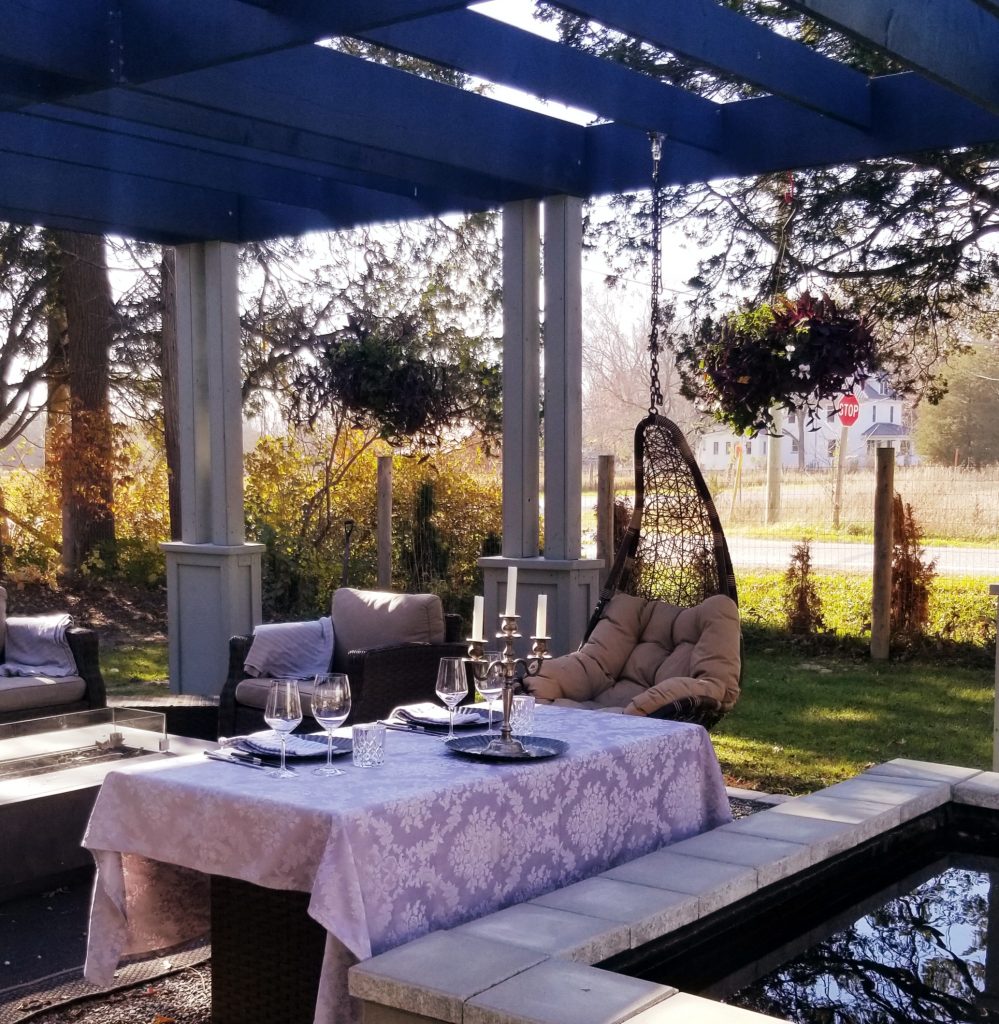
[445,734,567,762]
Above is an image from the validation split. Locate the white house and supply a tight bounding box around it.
[697,379,916,472]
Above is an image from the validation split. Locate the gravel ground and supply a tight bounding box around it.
[13,797,770,1024]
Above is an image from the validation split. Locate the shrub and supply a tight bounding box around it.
[890,494,936,645]
[781,540,825,635]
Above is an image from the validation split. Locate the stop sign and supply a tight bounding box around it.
[838,394,860,427]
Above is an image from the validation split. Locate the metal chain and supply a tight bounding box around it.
[648,133,665,416]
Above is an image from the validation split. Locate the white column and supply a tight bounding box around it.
[501,200,541,559]
[162,242,263,696]
[542,195,583,560]
[481,198,598,658]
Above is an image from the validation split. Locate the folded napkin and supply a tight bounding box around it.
[244,617,334,679]
[390,702,490,729]
[0,613,77,678]
[235,731,343,758]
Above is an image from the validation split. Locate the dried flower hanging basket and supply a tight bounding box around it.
[676,292,879,435]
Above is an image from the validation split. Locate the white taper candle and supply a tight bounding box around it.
[504,566,518,616]
[535,594,547,637]
[472,595,484,641]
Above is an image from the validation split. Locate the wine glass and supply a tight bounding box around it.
[311,674,351,778]
[472,651,503,734]
[264,679,303,779]
[435,657,468,741]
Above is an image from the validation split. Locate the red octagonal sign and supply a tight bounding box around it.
[838,394,860,427]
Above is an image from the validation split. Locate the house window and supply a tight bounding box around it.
[827,408,836,421]
[788,410,797,425]
[900,440,910,455]
[890,406,894,423]
[872,405,877,422]
[745,441,752,455]
[827,440,837,458]
[791,439,799,454]
[725,442,732,454]
[713,441,719,455]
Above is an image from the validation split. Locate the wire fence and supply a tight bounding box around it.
[582,464,999,580]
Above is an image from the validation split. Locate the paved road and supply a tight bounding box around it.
[727,537,999,578]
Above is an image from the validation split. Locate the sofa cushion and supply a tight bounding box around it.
[235,676,317,719]
[528,592,740,716]
[330,589,445,674]
[0,675,87,714]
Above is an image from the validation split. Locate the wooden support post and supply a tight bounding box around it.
[377,455,392,590]
[870,446,894,662]
[765,410,782,525]
[596,455,615,586]
[832,424,849,530]
[991,583,999,771]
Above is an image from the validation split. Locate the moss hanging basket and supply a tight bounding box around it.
[676,292,879,435]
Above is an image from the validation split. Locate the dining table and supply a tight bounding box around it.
[82,705,732,1024]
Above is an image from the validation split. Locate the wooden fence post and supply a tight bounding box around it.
[596,455,615,586]
[765,409,782,525]
[377,455,392,589]
[870,446,894,661]
[991,583,999,771]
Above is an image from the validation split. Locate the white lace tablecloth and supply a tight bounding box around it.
[83,706,730,1022]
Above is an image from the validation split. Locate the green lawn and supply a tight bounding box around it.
[714,646,994,794]
[101,641,170,700]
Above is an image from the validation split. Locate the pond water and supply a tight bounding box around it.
[727,858,999,1024]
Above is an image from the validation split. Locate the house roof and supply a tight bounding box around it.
[2,2,998,243]
[862,422,909,439]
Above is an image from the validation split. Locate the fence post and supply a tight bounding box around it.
[377,455,392,589]
[765,409,782,525]
[992,583,999,771]
[870,446,894,661]
[596,455,615,586]
[832,424,849,530]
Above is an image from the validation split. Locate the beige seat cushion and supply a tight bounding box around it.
[235,676,317,718]
[0,675,87,714]
[329,589,445,674]
[528,592,740,716]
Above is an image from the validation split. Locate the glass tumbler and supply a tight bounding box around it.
[352,722,386,767]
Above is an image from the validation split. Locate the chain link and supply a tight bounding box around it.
[647,133,665,416]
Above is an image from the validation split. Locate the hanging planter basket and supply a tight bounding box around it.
[676,292,879,435]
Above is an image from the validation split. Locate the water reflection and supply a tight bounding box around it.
[729,864,999,1023]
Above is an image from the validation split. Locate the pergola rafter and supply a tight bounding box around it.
[0,1,996,243]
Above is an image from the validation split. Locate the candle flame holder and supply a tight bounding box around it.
[467,615,551,757]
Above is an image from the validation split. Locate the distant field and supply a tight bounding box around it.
[582,465,999,546]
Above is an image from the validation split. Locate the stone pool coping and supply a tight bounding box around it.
[348,759,999,1024]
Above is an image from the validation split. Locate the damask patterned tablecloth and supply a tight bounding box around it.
[83,706,730,1022]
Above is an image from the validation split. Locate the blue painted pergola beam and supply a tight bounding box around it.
[783,0,999,117]
[556,0,872,129]
[363,10,723,152]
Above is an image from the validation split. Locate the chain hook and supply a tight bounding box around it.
[647,132,666,416]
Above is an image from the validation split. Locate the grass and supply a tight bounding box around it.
[101,641,170,700]
[714,643,994,795]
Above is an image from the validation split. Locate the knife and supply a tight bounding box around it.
[204,750,273,771]
[379,720,431,734]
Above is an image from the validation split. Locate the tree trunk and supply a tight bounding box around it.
[52,231,117,572]
[44,238,73,569]
[160,247,182,540]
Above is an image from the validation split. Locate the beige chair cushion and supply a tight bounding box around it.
[528,592,740,716]
[0,675,86,714]
[235,676,317,718]
[329,589,446,674]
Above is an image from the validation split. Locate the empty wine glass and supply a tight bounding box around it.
[435,657,468,741]
[264,679,303,779]
[311,674,351,778]
[472,651,503,734]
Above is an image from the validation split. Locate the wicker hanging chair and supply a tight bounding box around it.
[578,137,741,730]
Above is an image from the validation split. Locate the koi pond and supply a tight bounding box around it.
[606,804,999,1024]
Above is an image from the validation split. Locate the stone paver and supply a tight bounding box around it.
[665,829,812,888]
[954,771,999,810]
[863,759,983,786]
[465,960,673,1024]
[529,877,700,947]
[815,776,950,820]
[719,807,857,864]
[604,850,757,916]
[769,793,900,842]
[348,931,546,1023]
[450,902,630,963]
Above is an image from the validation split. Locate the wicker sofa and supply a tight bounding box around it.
[218,588,467,738]
[0,587,106,724]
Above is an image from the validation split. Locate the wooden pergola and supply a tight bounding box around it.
[2,1,997,690]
